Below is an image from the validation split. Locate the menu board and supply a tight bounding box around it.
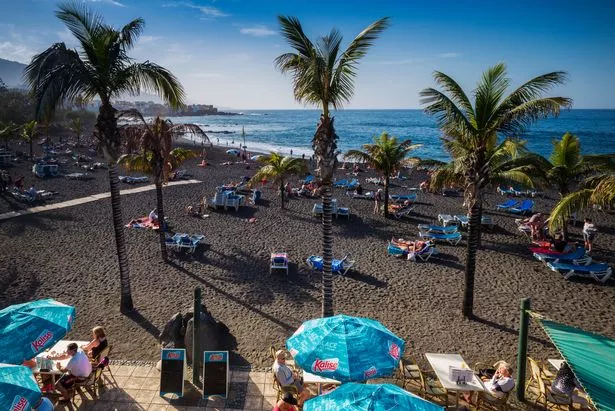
[160,348,185,397]
[203,351,229,398]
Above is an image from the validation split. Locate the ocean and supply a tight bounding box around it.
[169,109,615,162]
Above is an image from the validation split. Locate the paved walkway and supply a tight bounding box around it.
[0,179,202,221]
[65,364,278,411]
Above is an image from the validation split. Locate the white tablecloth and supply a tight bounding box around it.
[425,353,484,392]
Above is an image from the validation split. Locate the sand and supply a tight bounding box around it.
[0,138,614,373]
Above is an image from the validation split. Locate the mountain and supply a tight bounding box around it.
[0,58,27,88]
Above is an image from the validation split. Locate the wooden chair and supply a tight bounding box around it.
[397,358,422,392]
[418,369,448,407]
[476,390,511,411]
[526,357,572,410]
[72,366,105,406]
[272,373,299,403]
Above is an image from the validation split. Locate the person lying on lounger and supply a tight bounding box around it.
[391,238,427,252]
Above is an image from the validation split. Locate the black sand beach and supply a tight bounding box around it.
[1,140,614,372]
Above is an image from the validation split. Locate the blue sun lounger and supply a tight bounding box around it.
[390,193,418,203]
[547,261,612,283]
[346,179,359,190]
[306,255,355,275]
[533,247,589,264]
[419,231,462,245]
[496,199,518,210]
[334,179,349,188]
[417,224,458,234]
[303,175,315,184]
[507,199,534,215]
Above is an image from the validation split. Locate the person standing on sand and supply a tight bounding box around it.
[374,189,384,214]
[583,218,597,253]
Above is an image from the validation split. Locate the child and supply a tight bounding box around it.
[583,218,597,253]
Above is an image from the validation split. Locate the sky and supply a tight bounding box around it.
[1,0,614,109]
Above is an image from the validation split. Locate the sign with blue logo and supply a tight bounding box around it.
[203,351,229,398]
[160,348,185,397]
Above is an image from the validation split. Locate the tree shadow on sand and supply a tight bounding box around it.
[0,211,75,236]
[166,260,301,334]
[471,315,551,347]
[124,309,161,338]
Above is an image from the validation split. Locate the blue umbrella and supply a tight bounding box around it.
[226,149,240,155]
[287,314,404,382]
[0,364,41,411]
[0,299,75,364]
[304,383,442,411]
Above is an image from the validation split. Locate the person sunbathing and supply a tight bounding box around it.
[391,238,427,252]
[148,208,159,224]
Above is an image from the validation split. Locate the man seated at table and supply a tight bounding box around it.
[48,342,92,402]
[272,350,309,405]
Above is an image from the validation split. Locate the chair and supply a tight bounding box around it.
[270,253,289,275]
[337,207,351,220]
[476,390,511,410]
[526,357,572,409]
[390,204,415,219]
[346,179,359,190]
[418,369,448,406]
[533,247,588,264]
[508,199,534,215]
[272,373,299,403]
[419,231,462,245]
[397,358,422,392]
[333,179,349,188]
[72,363,105,405]
[547,261,612,283]
[390,193,417,204]
[417,224,458,234]
[306,255,355,275]
[496,199,519,210]
[303,175,315,185]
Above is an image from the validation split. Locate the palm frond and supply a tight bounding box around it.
[548,189,594,231]
[116,62,185,108]
[431,71,474,119]
[55,2,104,50]
[498,97,572,136]
[591,174,615,205]
[420,87,474,138]
[474,63,509,128]
[119,18,145,49]
[430,164,462,191]
[117,153,153,173]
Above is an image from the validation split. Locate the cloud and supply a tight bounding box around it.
[0,41,36,64]
[163,2,229,18]
[87,0,126,7]
[240,25,275,37]
[436,52,460,59]
[138,35,162,44]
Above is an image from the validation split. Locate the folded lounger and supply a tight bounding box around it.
[547,261,612,283]
[419,231,462,245]
[306,255,355,275]
[496,199,519,210]
[508,199,534,215]
[270,253,289,275]
[119,176,149,184]
[533,247,589,264]
[417,224,458,234]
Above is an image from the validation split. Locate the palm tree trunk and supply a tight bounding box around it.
[98,101,133,313]
[280,179,285,209]
[108,164,134,313]
[321,183,334,317]
[155,180,168,261]
[463,199,481,319]
[383,175,390,218]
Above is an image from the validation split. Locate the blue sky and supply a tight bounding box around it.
[1,0,614,109]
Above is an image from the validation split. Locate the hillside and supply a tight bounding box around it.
[0,58,26,88]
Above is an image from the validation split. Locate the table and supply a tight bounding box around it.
[425,353,484,406]
[33,340,90,387]
[302,370,341,395]
[548,358,565,371]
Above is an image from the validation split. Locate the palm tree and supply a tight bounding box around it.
[70,117,83,148]
[276,16,389,317]
[24,3,185,313]
[420,63,571,318]
[21,120,38,159]
[118,114,202,261]
[250,152,307,209]
[0,122,19,149]
[539,133,615,238]
[345,132,420,217]
[549,172,615,234]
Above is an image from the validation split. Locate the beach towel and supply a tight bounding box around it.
[125,216,161,230]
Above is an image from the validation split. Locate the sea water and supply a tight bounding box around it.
[169,109,615,162]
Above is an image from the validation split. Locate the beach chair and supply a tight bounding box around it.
[306,255,355,275]
[333,179,349,188]
[533,246,588,264]
[497,186,516,196]
[303,175,315,185]
[390,193,417,204]
[387,239,435,260]
[270,253,289,275]
[312,203,323,216]
[346,179,359,190]
[547,261,612,283]
[337,207,351,219]
[508,199,534,215]
[119,175,149,184]
[417,224,458,234]
[437,214,455,226]
[419,231,462,245]
[496,199,518,210]
[454,215,494,229]
[173,234,204,254]
[397,358,422,391]
[390,204,414,219]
